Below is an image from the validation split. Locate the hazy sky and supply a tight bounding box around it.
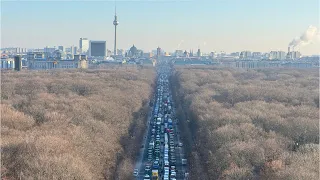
[1,0,319,55]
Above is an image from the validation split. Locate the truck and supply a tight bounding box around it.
[152,170,158,180]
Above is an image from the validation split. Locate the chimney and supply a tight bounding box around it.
[288,47,290,53]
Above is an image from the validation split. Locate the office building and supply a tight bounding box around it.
[143,52,153,58]
[89,41,107,57]
[44,46,56,54]
[58,46,64,52]
[79,38,89,54]
[269,51,287,60]
[73,46,78,54]
[197,49,201,57]
[252,52,262,59]
[230,52,240,57]
[240,51,252,59]
[175,50,184,57]
[156,47,161,58]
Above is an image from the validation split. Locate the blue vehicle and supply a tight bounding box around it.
[153,160,159,169]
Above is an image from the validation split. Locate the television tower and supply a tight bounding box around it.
[113,5,119,56]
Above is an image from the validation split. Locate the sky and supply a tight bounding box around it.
[1,0,319,55]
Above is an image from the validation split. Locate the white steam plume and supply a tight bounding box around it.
[289,25,319,48]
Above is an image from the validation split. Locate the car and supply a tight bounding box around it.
[153,160,159,169]
[133,169,139,177]
[164,161,169,167]
[164,169,169,175]
[170,171,176,178]
[144,174,150,179]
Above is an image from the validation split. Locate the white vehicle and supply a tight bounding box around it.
[164,157,168,162]
[164,133,168,143]
[164,169,169,175]
[164,161,169,167]
[170,171,176,178]
[144,174,150,179]
[133,169,139,177]
[182,158,187,165]
[149,141,154,148]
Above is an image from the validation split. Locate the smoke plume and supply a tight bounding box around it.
[289,25,319,48]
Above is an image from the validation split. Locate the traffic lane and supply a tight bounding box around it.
[136,102,155,179]
[171,96,186,179]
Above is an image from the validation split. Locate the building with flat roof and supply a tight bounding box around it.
[79,38,89,54]
[89,41,107,57]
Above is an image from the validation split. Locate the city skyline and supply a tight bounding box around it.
[1,0,319,55]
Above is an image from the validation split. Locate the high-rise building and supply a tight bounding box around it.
[290,51,301,59]
[58,46,64,52]
[79,38,89,54]
[157,47,161,58]
[70,46,74,54]
[197,49,201,57]
[89,41,107,57]
[113,6,119,56]
[269,51,286,60]
[175,50,184,57]
[240,51,252,59]
[278,51,286,60]
[252,52,262,59]
[44,46,56,53]
[230,52,240,57]
[73,46,78,54]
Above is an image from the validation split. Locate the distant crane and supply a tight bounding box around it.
[176,40,184,49]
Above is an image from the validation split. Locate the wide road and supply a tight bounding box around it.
[134,62,188,180]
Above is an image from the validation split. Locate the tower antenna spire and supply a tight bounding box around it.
[113,0,119,57]
[115,0,117,15]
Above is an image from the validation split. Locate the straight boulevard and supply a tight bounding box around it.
[134,62,188,180]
